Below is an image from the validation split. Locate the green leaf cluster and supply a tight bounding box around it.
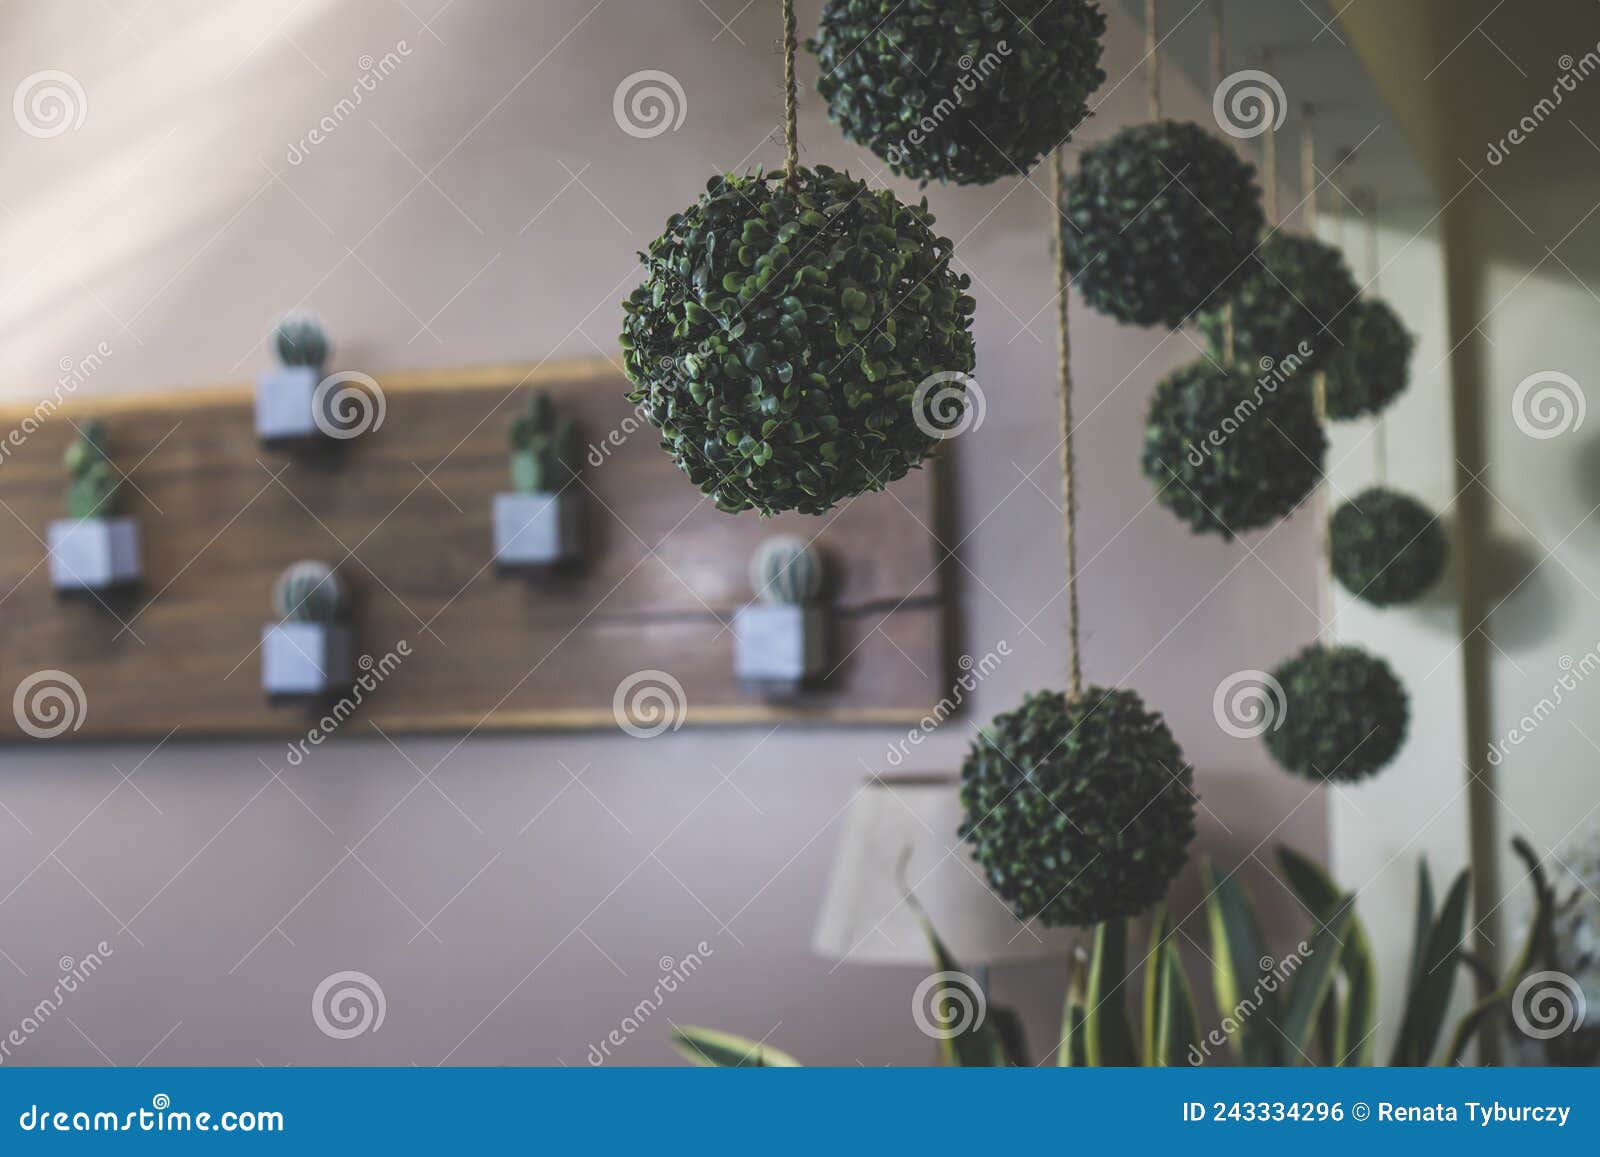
[957,687,1196,928]
[1323,296,1414,419]
[1141,361,1326,539]
[63,419,120,519]
[1198,233,1358,373]
[1064,120,1265,328]
[272,560,344,624]
[621,166,976,515]
[509,390,575,493]
[807,0,1107,186]
[273,311,329,368]
[1329,485,1447,607]
[1264,643,1409,782]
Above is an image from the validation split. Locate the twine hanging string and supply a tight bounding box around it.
[781,0,799,186]
[1146,0,1162,120]
[1301,104,1335,633]
[1367,188,1389,484]
[1052,146,1084,700]
[1261,50,1278,225]
[1212,0,1236,364]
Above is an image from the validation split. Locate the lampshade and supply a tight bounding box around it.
[812,774,1077,966]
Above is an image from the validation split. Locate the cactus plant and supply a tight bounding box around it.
[273,311,329,369]
[509,391,575,493]
[749,535,823,605]
[63,419,120,519]
[272,560,345,624]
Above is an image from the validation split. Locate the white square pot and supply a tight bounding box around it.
[734,603,829,694]
[255,366,328,445]
[48,516,142,591]
[261,622,355,698]
[492,490,582,570]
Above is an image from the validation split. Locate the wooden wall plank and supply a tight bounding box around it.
[0,359,950,741]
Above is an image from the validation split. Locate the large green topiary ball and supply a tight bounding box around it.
[1063,121,1265,328]
[1329,486,1447,607]
[1264,643,1409,782]
[1198,233,1358,374]
[1141,360,1327,538]
[1323,296,1414,420]
[621,166,976,515]
[959,687,1196,927]
[807,0,1107,186]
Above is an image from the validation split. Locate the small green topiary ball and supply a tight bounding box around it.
[621,166,976,515]
[807,0,1107,186]
[1329,486,1447,607]
[1323,297,1414,420]
[1063,121,1265,328]
[959,687,1196,927]
[1141,360,1327,539]
[1199,233,1358,374]
[1264,643,1409,782]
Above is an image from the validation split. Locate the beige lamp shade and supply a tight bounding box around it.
[812,774,1077,966]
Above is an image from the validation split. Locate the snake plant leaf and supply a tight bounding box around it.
[1142,907,1171,1065]
[1086,918,1138,1066]
[1409,860,1434,992]
[1203,860,1280,1065]
[670,1026,801,1067]
[1058,950,1088,1067]
[1280,897,1355,1064]
[1390,868,1471,1066]
[1276,845,1376,1064]
[1154,940,1201,1066]
[911,898,1013,1066]
[1444,838,1556,1064]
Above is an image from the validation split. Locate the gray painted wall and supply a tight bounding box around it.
[0,0,1326,1065]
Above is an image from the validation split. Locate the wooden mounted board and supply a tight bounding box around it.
[0,359,950,742]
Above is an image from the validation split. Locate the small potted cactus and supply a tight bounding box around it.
[491,390,581,571]
[734,535,830,696]
[254,311,334,445]
[48,419,142,592]
[261,560,355,699]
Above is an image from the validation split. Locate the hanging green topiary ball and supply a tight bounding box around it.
[1063,121,1265,328]
[621,166,976,515]
[1329,486,1447,607]
[1264,643,1409,782]
[807,0,1107,186]
[1198,233,1358,374]
[959,687,1196,927]
[1322,297,1414,420]
[1141,360,1327,539]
